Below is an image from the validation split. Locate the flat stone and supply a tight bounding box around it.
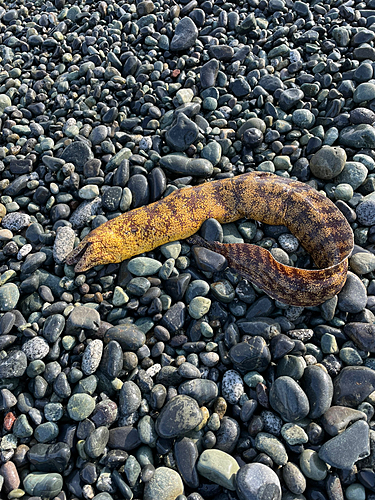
[318,420,370,469]
[339,124,375,149]
[170,17,198,51]
[299,449,327,481]
[229,337,271,373]
[344,322,375,352]
[155,395,203,438]
[333,366,375,407]
[178,379,218,406]
[27,443,71,473]
[174,437,199,489]
[108,426,141,451]
[105,324,146,351]
[165,113,199,152]
[321,406,367,436]
[197,449,240,490]
[60,141,94,171]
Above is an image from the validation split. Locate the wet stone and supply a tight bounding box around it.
[67,394,95,421]
[301,364,333,419]
[174,437,199,488]
[229,337,271,373]
[23,472,63,499]
[215,416,240,453]
[170,17,198,51]
[105,324,145,351]
[269,376,310,422]
[155,395,203,438]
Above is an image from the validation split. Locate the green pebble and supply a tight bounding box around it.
[188,296,211,319]
[210,280,235,303]
[127,257,162,276]
[345,483,366,500]
[13,414,33,438]
[23,472,63,499]
[201,141,222,166]
[34,422,59,443]
[62,336,76,350]
[0,283,19,312]
[26,359,45,378]
[44,402,64,421]
[334,183,353,201]
[244,371,265,387]
[160,241,181,259]
[197,449,240,490]
[67,393,95,421]
[7,489,25,499]
[112,286,129,307]
[281,423,308,445]
[136,444,155,467]
[203,97,217,110]
[299,449,327,481]
[321,333,339,354]
[339,347,363,366]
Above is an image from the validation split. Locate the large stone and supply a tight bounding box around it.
[144,467,184,500]
[197,449,240,490]
[236,463,282,500]
[155,395,203,438]
[318,420,370,469]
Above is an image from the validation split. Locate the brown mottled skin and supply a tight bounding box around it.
[66,172,354,306]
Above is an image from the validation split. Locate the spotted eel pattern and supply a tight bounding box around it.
[66,172,354,306]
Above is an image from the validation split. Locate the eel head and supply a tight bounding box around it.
[65,228,123,272]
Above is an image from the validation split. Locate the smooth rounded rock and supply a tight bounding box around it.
[236,463,281,500]
[144,467,184,500]
[269,376,310,422]
[301,365,333,419]
[23,472,63,499]
[155,395,203,438]
[197,449,239,490]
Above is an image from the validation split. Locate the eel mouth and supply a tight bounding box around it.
[65,241,92,272]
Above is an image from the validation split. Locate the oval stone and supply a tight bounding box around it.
[269,376,310,422]
[144,467,184,500]
[301,365,333,418]
[197,449,240,490]
[104,324,146,351]
[236,463,281,500]
[23,472,63,499]
[155,395,203,438]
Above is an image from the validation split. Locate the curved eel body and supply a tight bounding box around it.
[66,172,354,306]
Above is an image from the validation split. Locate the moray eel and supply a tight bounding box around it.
[66,172,354,306]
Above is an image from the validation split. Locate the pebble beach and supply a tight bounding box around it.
[1,0,375,499]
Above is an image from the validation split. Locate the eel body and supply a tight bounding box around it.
[66,172,354,307]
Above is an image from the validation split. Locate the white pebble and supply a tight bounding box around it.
[221,369,244,404]
[82,339,103,375]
